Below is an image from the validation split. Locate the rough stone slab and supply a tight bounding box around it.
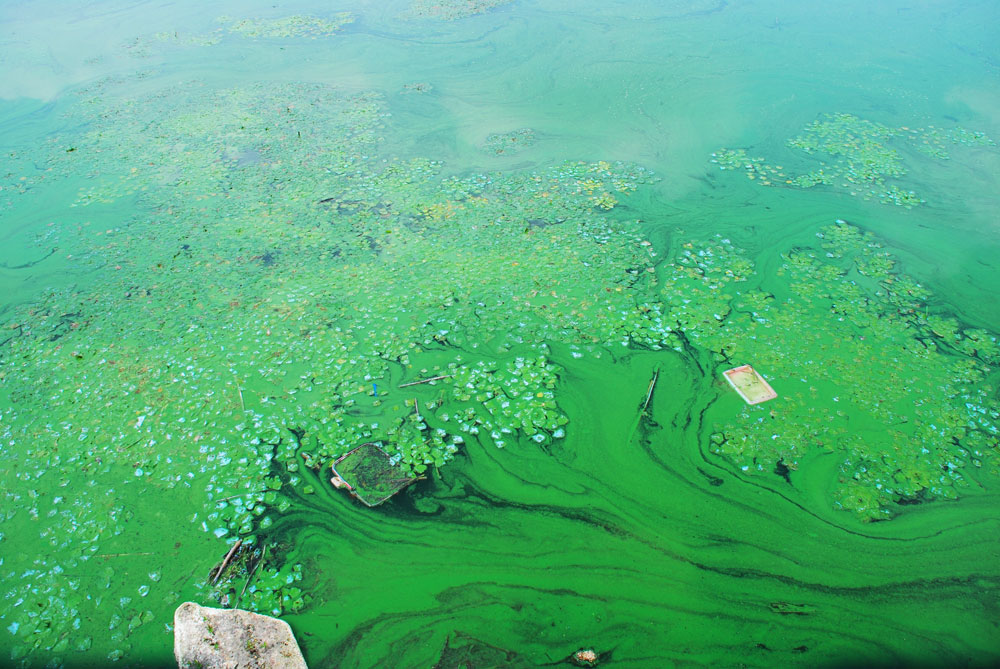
[174,601,307,669]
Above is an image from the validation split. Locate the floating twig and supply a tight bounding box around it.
[210,539,243,586]
[94,552,154,558]
[641,368,659,414]
[626,367,660,443]
[234,375,246,412]
[212,492,256,503]
[399,374,452,388]
[414,398,422,422]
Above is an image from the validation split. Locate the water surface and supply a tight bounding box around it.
[2,1,999,666]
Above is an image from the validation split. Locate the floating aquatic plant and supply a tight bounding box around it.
[688,222,1000,521]
[219,14,355,39]
[711,113,996,207]
[409,0,515,20]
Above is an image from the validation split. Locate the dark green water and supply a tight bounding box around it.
[2,1,999,667]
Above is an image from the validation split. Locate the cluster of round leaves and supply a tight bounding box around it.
[288,351,568,478]
[440,355,568,448]
[711,113,995,207]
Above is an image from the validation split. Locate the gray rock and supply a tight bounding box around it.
[173,601,308,669]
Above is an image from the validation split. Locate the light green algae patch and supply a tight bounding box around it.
[711,113,995,207]
[409,0,516,20]
[128,13,356,55]
[218,14,356,39]
[483,128,536,156]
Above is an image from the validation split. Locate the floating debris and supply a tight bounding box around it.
[330,443,421,507]
[210,539,244,586]
[723,365,777,405]
[399,374,453,388]
[402,82,433,94]
[571,647,601,666]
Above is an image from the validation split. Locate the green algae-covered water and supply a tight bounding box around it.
[2,0,1000,666]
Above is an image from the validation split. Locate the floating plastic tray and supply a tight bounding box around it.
[723,365,777,405]
[331,442,418,507]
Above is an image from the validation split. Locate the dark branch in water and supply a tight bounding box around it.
[210,539,243,586]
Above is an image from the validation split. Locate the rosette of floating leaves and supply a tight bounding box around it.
[199,412,295,541]
[198,540,307,617]
[244,561,307,617]
[709,148,772,181]
[830,425,972,522]
[660,236,752,348]
[609,302,675,349]
[301,410,388,473]
[386,409,460,476]
[441,356,568,448]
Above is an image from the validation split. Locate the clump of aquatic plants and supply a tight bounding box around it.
[219,13,355,39]
[409,0,515,20]
[126,12,357,56]
[711,113,995,206]
[205,541,307,617]
[385,409,462,476]
[441,355,568,448]
[276,351,569,478]
[687,221,1000,521]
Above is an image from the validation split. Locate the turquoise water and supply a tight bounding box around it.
[2,0,999,666]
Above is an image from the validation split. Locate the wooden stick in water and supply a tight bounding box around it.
[414,398,422,422]
[626,367,661,444]
[213,493,254,503]
[210,539,243,586]
[642,368,659,414]
[399,374,452,388]
[94,552,155,558]
[234,376,246,412]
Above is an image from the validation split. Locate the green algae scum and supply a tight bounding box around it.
[2,0,999,666]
